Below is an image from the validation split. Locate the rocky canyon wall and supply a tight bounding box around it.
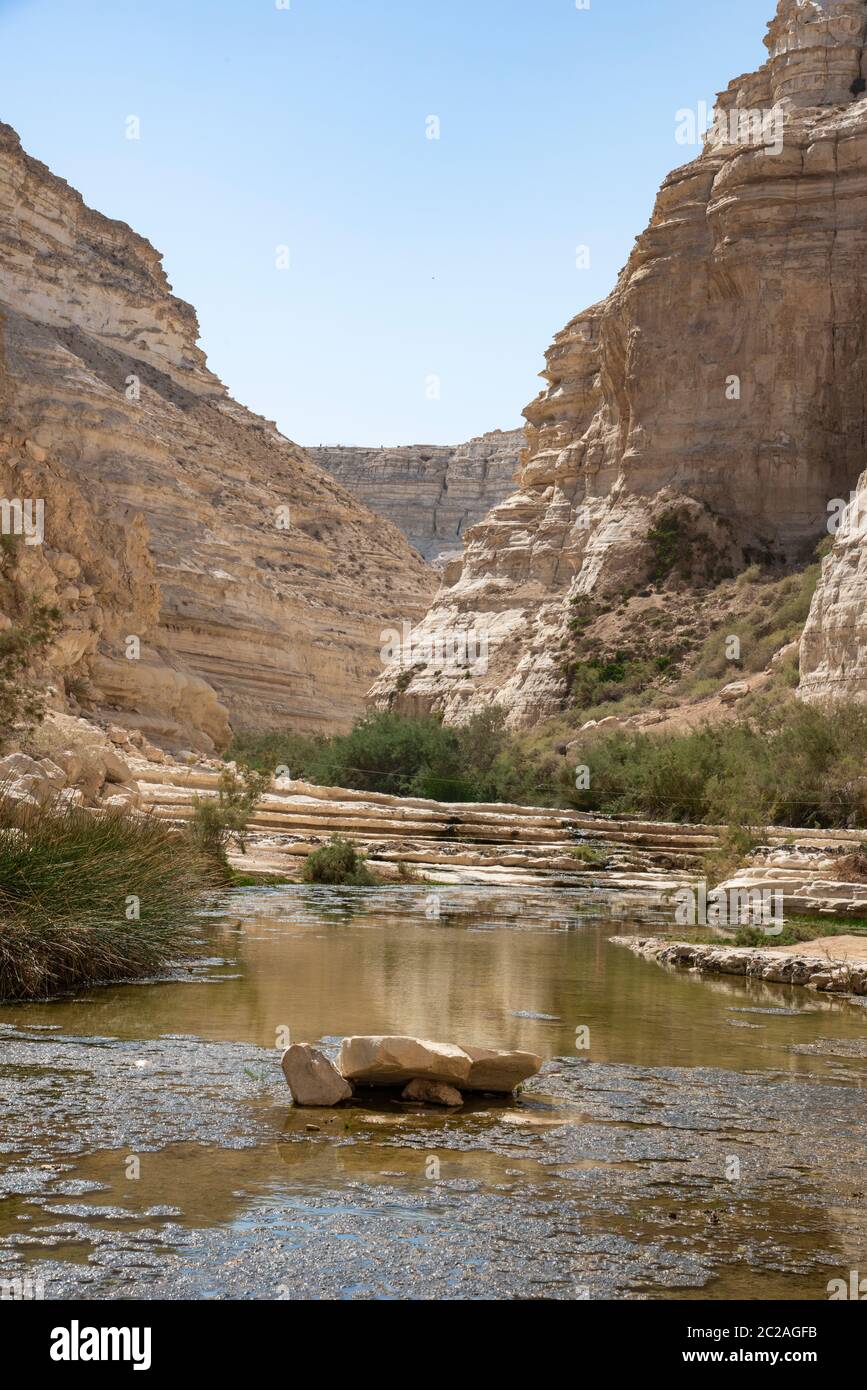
[309,429,523,567]
[374,0,867,727]
[0,123,435,750]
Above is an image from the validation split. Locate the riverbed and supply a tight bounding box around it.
[1,886,865,1300]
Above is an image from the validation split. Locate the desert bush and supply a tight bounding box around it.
[0,790,214,1000]
[0,597,61,746]
[225,730,325,781]
[302,835,378,885]
[564,701,867,830]
[230,708,553,806]
[188,767,269,875]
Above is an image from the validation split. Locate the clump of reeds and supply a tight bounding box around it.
[0,786,217,1001]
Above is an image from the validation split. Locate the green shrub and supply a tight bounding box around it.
[302,835,378,885]
[571,843,608,865]
[225,730,325,780]
[569,655,659,711]
[230,708,555,807]
[0,790,214,1000]
[0,598,61,746]
[648,510,693,584]
[188,767,269,875]
[564,700,867,830]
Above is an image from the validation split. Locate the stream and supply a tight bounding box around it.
[1,886,865,1300]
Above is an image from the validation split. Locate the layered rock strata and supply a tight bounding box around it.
[0,123,435,748]
[310,429,523,566]
[374,0,867,727]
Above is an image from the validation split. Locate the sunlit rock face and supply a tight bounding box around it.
[0,123,435,747]
[800,479,867,705]
[310,430,523,568]
[373,0,867,728]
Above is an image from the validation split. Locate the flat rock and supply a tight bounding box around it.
[281,1044,352,1107]
[461,1045,543,1093]
[338,1034,543,1093]
[338,1035,471,1087]
[401,1078,463,1107]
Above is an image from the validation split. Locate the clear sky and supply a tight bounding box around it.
[1,0,774,447]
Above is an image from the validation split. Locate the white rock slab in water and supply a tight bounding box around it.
[338,1035,542,1093]
[281,1044,352,1106]
[462,1045,542,1094]
[338,1036,471,1086]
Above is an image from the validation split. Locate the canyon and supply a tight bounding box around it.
[374,0,867,728]
[310,429,523,567]
[4,1,867,755]
[0,122,435,751]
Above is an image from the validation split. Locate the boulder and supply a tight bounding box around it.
[338,1035,472,1087]
[720,681,750,705]
[402,1078,463,1107]
[50,749,84,784]
[102,749,135,785]
[461,1045,542,1094]
[0,752,45,781]
[10,774,56,806]
[102,789,142,812]
[37,758,67,787]
[281,1044,352,1106]
[74,752,108,800]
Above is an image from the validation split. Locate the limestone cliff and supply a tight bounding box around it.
[0,123,435,749]
[373,0,867,727]
[800,480,867,703]
[310,430,523,567]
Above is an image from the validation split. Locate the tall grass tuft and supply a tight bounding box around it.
[0,787,217,1001]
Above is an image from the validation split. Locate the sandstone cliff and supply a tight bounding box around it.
[373,0,867,727]
[310,429,523,567]
[0,123,435,749]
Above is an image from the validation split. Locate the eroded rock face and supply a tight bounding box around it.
[374,0,867,728]
[310,430,523,568]
[0,123,435,747]
[800,472,867,703]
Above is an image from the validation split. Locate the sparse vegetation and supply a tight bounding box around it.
[561,546,825,725]
[0,595,62,746]
[302,835,379,885]
[564,701,867,830]
[188,767,269,876]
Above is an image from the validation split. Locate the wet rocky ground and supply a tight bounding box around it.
[1,1021,865,1300]
[2,887,866,1300]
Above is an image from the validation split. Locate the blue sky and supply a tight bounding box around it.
[0,0,773,446]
